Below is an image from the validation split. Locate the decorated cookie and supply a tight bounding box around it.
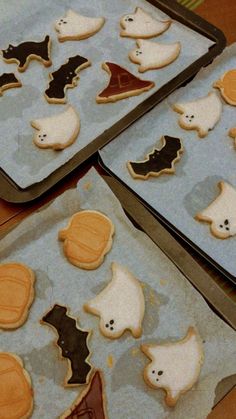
[58,210,114,270]
[60,370,107,419]
[0,263,35,330]
[0,73,21,96]
[84,263,145,339]
[127,136,183,180]
[0,352,33,419]
[214,69,236,106]
[1,35,51,72]
[173,92,222,138]
[96,62,154,103]
[55,9,105,42]
[41,304,92,387]
[141,327,204,407]
[229,126,236,148]
[129,40,181,72]
[31,105,80,150]
[45,55,91,104]
[195,181,236,239]
[120,7,171,38]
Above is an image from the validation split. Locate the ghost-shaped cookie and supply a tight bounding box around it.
[31,105,80,150]
[84,263,145,339]
[55,10,105,42]
[196,181,236,239]
[120,7,171,39]
[129,40,181,72]
[173,92,222,138]
[141,327,204,407]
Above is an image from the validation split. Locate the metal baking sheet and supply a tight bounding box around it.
[0,0,225,201]
[99,43,236,284]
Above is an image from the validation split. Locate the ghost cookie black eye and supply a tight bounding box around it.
[158,370,163,375]
[125,17,134,22]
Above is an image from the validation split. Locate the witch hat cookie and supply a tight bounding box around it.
[55,10,105,42]
[84,262,145,339]
[0,73,22,96]
[141,327,204,407]
[196,181,236,239]
[120,7,171,39]
[96,62,154,103]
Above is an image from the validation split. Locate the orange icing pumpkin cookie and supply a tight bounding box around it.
[214,69,236,106]
[0,352,33,419]
[0,263,35,330]
[58,210,115,270]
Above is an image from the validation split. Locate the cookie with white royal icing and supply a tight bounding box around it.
[55,10,105,42]
[129,39,181,72]
[120,7,171,39]
[84,263,145,339]
[31,105,80,150]
[141,327,204,407]
[196,181,236,239]
[173,92,222,138]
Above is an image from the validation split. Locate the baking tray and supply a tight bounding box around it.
[0,0,226,203]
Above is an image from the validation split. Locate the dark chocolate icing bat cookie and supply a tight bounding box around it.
[45,55,91,104]
[127,135,183,180]
[41,304,92,387]
[1,35,51,72]
[0,73,22,96]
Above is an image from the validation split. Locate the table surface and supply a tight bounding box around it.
[0,1,236,417]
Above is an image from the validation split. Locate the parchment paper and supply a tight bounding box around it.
[100,43,236,281]
[0,168,236,419]
[0,0,213,188]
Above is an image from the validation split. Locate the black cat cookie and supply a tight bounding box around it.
[0,73,22,96]
[127,135,183,180]
[41,304,92,387]
[45,55,91,104]
[1,35,51,72]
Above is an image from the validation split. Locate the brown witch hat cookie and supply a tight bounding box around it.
[60,370,107,419]
[96,62,154,103]
[0,262,35,330]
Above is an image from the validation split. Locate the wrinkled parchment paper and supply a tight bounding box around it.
[100,43,236,280]
[0,0,213,188]
[0,168,236,419]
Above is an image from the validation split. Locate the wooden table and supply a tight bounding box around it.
[0,1,236,417]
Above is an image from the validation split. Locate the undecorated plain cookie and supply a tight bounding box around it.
[96,62,154,103]
[141,327,204,407]
[84,262,145,339]
[0,73,22,96]
[120,7,171,39]
[0,352,33,419]
[173,92,222,138]
[129,39,181,72]
[229,125,236,148]
[55,9,105,42]
[214,69,236,106]
[58,210,114,270]
[1,35,51,72]
[0,262,35,330]
[127,135,183,180]
[31,105,80,150]
[195,181,236,239]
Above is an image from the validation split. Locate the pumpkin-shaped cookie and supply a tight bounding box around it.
[0,352,33,419]
[58,210,115,270]
[0,263,35,329]
[214,69,236,106]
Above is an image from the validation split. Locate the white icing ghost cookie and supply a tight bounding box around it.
[31,105,80,150]
[84,263,145,339]
[129,40,181,72]
[141,327,204,407]
[120,7,171,39]
[196,181,236,239]
[173,92,222,138]
[55,10,105,42]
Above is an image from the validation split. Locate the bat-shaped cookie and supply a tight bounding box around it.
[41,304,92,386]
[0,73,22,96]
[127,135,183,180]
[45,55,91,104]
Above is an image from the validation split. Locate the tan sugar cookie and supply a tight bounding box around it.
[214,69,236,106]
